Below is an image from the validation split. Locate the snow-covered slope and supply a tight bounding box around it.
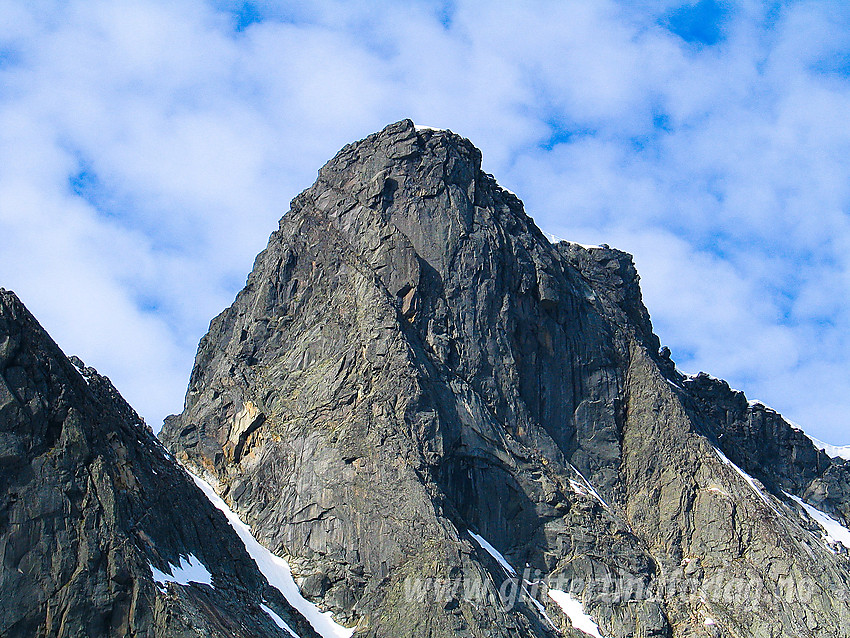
[189,471,353,638]
[808,435,850,461]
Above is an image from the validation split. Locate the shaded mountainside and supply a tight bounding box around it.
[161,120,850,638]
[0,289,329,638]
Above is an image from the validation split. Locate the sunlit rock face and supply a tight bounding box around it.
[162,120,850,638]
[8,118,848,638]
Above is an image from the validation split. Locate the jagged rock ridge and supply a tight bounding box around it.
[0,289,327,638]
[161,120,850,638]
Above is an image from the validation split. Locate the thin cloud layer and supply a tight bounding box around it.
[1,0,848,443]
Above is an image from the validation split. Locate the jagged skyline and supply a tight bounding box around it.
[1,0,849,442]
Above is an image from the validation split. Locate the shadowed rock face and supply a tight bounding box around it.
[0,290,320,638]
[157,119,850,637]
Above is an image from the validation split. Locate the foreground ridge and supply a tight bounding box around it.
[0,289,326,637]
[160,120,850,638]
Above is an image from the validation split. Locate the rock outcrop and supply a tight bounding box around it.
[0,289,322,638]
[162,120,850,638]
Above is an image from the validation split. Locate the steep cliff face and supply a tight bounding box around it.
[161,120,850,638]
[680,372,850,522]
[0,290,323,638]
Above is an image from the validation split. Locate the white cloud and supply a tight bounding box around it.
[1,0,849,444]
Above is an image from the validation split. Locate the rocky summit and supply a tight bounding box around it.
[4,120,850,638]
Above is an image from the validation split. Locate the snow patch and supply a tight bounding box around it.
[687,372,746,395]
[704,616,717,627]
[541,231,600,249]
[468,531,557,630]
[547,589,606,637]
[690,372,721,382]
[527,591,558,630]
[713,448,779,514]
[468,531,516,575]
[71,360,89,384]
[569,466,611,510]
[261,603,300,638]
[569,479,589,496]
[149,554,212,588]
[188,471,353,638]
[807,435,850,461]
[785,492,850,552]
[414,124,442,131]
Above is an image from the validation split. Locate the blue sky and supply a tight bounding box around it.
[1,0,849,444]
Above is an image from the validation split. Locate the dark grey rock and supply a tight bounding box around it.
[0,289,320,638]
[161,120,850,637]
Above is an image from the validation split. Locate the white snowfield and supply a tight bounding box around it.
[807,435,850,461]
[541,230,601,249]
[568,466,611,511]
[149,554,212,588]
[547,589,607,638]
[468,531,516,575]
[469,531,611,636]
[188,470,353,638]
[71,359,90,384]
[712,447,780,514]
[468,531,558,629]
[712,426,850,554]
[785,492,850,552]
[261,603,299,638]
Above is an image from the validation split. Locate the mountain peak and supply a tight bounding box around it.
[10,121,850,638]
[300,117,487,281]
[162,121,850,637]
